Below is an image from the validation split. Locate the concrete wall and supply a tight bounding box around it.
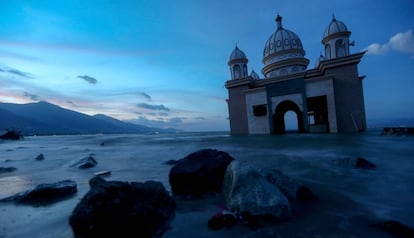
[227,85,250,135]
[306,78,338,133]
[327,64,366,132]
[245,89,270,134]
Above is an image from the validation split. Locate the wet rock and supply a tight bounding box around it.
[0,180,77,206]
[69,177,176,238]
[296,185,317,202]
[208,213,237,230]
[169,149,234,196]
[354,157,376,169]
[222,161,291,219]
[71,155,97,169]
[372,220,414,238]
[35,153,45,161]
[0,129,23,140]
[0,167,17,173]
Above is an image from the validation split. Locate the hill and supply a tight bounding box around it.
[0,101,178,135]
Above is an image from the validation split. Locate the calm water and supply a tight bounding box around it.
[0,130,413,237]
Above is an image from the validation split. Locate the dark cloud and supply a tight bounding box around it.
[139,92,152,100]
[137,103,170,111]
[77,75,97,84]
[0,66,34,78]
[23,92,40,101]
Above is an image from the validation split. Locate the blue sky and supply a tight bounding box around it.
[1,0,413,131]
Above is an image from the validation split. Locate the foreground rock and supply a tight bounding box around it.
[0,180,77,206]
[169,149,234,196]
[0,167,17,173]
[70,177,176,238]
[222,161,291,219]
[71,155,97,169]
[372,220,414,238]
[35,153,45,161]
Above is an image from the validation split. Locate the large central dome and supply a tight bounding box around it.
[262,14,309,78]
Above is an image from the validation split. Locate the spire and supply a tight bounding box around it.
[332,13,336,21]
[276,13,283,29]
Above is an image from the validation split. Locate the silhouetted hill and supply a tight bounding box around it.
[0,101,178,135]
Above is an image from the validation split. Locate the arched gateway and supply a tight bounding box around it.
[273,100,304,134]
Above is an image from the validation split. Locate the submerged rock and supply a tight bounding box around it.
[71,155,97,169]
[169,149,234,196]
[0,167,17,173]
[354,157,376,169]
[35,153,45,161]
[69,177,176,238]
[0,180,77,206]
[222,161,291,219]
[0,129,23,140]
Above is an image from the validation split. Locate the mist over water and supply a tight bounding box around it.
[0,130,413,237]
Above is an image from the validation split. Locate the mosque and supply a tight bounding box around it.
[225,14,367,134]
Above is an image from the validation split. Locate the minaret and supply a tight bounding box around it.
[228,45,249,80]
[322,15,351,59]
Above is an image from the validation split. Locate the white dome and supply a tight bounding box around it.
[250,69,260,80]
[323,16,350,40]
[229,46,247,61]
[263,15,305,61]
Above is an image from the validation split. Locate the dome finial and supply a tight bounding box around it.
[276,13,283,29]
[332,13,336,21]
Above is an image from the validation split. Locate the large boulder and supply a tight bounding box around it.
[69,177,176,238]
[0,129,23,140]
[262,169,316,203]
[0,180,77,206]
[169,149,234,196]
[222,161,291,219]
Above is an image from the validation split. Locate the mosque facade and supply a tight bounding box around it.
[225,14,367,134]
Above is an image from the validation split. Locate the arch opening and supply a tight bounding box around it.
[273,100,304,134]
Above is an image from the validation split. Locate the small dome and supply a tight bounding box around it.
[323,16,350,39]
[263,14,305,62]
[229,46,247,61]
[250,69,260,80]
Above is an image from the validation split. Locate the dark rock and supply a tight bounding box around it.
[354,157,376,169]
[296,185,317,202]
[0,129,23,140]
[35,153,45,161]
[208,214,237,230]
[0,180,77,206]
[164,159,179,165]
[169,149,234,196]
[69,177,176,238]
[71,155,97,169]
[0,167,17,173]
[372,220,414,238]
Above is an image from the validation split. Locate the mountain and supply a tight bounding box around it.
[0,101,178,135]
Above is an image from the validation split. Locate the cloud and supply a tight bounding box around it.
[0,66,34,78]
[365,29,414,56]
[137,103,170,111]
[139,92,152,100]
[77,75,98,84]
[23,92,41,101]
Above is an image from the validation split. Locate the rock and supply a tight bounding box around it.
[354,157,376,169]
[71,155,97,169]
[0,180,77,206]
[169,149,234,196]
[208,213,237,230]
[332,157,376,170]
[262,169,316,203]
[0,167,17,173]
[164,159,179,165]
[69,177,176,238]
[372,220,414,238]
[222,161,291,219]
[0,129,23,140]
[35,153,45,161]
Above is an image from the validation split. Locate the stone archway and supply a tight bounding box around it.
[273,100,304,134]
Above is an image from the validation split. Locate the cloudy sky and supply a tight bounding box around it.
[1,0,413,131]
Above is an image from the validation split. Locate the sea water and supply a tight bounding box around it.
[0,130,413,237]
